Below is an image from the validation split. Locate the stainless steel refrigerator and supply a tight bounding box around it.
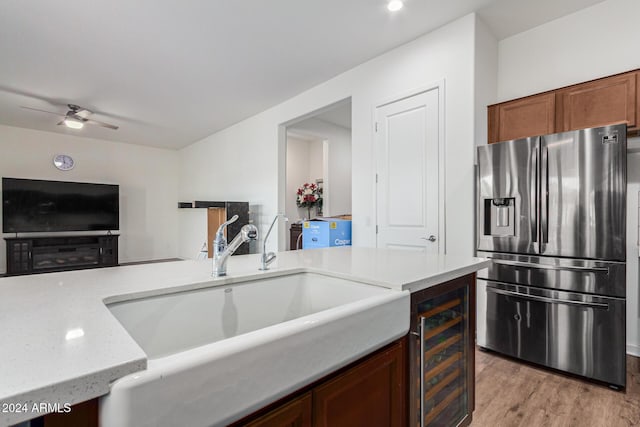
[476,123,627,388]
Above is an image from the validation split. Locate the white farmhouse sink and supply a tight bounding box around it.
[107,272,393,359]
[100,272,409,427]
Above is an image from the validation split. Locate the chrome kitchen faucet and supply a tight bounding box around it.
[212,215,258,277]
[259,213,288,271]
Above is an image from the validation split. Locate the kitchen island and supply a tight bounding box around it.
[0,247,489,426]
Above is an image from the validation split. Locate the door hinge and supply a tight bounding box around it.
[375,173,378,183]
[376,225,379,234]
[375,122,378,132]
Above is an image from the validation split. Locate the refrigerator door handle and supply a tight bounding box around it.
[486,286,609,310]
[531,148,538,245]
[491,259,609,274]
[541,145,549,245]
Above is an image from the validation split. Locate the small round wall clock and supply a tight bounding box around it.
[53,154,75,171]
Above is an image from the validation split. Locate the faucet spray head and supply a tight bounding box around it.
[240,224,258,242]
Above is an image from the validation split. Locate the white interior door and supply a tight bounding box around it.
[376,87,442,252]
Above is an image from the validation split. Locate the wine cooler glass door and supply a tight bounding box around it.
[418,287,469,427]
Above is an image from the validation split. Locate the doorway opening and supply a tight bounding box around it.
[280,99,352,250]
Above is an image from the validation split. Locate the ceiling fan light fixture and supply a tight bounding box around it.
[387,0,403,12]
[63,118,84,129]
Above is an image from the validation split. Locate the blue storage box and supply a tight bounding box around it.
[302,218,352,249]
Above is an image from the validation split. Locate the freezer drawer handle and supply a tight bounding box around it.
[492,259,609,274]
[486,286,609,309]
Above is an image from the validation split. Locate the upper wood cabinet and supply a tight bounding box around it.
[558,71,638,132]
[488,93,556,144]
[488,69,640,144]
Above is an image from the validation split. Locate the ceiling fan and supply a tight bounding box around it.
[21,104,119,130]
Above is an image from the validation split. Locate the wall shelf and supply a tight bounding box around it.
[178,201,227,209]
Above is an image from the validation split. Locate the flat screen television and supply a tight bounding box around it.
[2,178,119,233]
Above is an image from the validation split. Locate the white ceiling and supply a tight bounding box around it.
[314,102,352,130]
[478,0,605,40]
[0,0,604,149]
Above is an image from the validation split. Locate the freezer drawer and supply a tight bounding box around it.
[477,251,626,297]
[477,280,626,387]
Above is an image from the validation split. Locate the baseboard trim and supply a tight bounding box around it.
[627,344,640,357]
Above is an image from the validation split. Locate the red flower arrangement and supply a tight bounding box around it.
[296,182,322,219]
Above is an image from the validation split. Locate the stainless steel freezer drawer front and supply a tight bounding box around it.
[477,251,626,298]
[478,279,626,387]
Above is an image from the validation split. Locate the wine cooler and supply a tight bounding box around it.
[409,275,475,427]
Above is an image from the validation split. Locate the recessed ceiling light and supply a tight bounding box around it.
[65,328,85,340]
[387,0,403,12]
[64,118,84,129]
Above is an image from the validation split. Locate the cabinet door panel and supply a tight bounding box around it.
[42,398,98,427]
[637,71,640,130]
[6,240,31,274]
[246,393,312,427]
[559,72,637,131]
[489,93,556,143]
[313,340,406,427]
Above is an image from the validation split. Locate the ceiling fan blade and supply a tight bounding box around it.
[21,106,63,116]
[86,118,119,130]
[23,105,118,130]
[56,119,65,126]
[75,109,92,119]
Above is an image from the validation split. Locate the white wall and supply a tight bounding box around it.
[474,16,498,150]
[496,0,640,355]
[289,118,352,217]
[0,124,180,273]
[285,134,324,226]
[177,208,208,260]
[307,138,324,186]
[498,0,640,102]
[179,13,479,257]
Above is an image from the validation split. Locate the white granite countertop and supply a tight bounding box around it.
[0,246,489,426]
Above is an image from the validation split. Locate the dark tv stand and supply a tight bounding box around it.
[4,235,119,276]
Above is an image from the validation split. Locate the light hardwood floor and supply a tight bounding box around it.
[471,348,640,427]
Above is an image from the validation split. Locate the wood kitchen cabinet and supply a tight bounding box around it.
[313,338,406,427]
[33,399,99,427]
[488,92,556,144]
[245,393,312,427]
[488,69,640,144]
[558,71,638,132]
[234,338,407,427]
